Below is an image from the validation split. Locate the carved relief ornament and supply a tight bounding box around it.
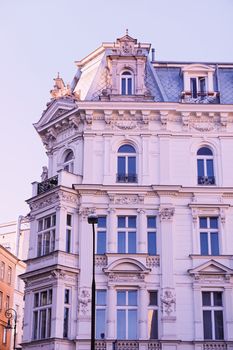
[78,288,91,315]
[159,207,175,221]
[161,290,176,316]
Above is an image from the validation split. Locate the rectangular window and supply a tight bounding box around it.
[66,214,72,253]
[117,290,138,339]
[6,295,10,309]
[63,289,71,338]
[96,290,106,339]
[97,217,107,254]
[199,217,219,255]
[148,291,158,339]
[117,216,136,254]
[7,266,12,284]
[147,216,157,255]
[33,289,53,340]
[202,291,224,340]
[0,291,3,310]
[37,214,56,257]
[0,261,5,280]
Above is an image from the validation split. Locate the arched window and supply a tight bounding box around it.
[63,150,74,173]
[121,71,133,95]
[117,144,137,183]
[197,147,215,185]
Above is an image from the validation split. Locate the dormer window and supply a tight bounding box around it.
[121,71,133,95]
[63,150,74,173]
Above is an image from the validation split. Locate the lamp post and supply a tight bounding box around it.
[88,213,98,350]
[5,308,17,350]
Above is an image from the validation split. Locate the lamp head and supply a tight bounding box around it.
[88,214,98,224]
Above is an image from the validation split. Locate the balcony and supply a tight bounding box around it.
[181,91,219,104]
[37,175,58,195]
[95,341,161,350]
[198,176,215,185]
[116,173,138,183]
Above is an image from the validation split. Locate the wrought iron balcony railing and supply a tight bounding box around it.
[198,176,215,185]
[116,173,138,183]
[37,175,58,195]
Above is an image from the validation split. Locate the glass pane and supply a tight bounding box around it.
[202,292,211,306]
[47,308,51,338]
[34,293,39,307]
[214,311,224,340]
[96,309,105,339]
[128,157,136,174]
[64,289,70,304]
[122,78,126,95]
[38,220,43,231]
[128,78,132,95]
[45,217,51,229]
[48,289,53,304]
[98,217,106,228]
[128,216,136,228]
[214,292,222,306]
[148,310,158,339]
[211,232,219,255]
[191,78,197,98]
[117,310,126,339]
[33,311,38,339]
[197,147,213,156]
[197,159,204,177]
[203,310,212,339]
[118,217,126,228]
[147,216,156,228]
[97,290,106,305]
[117,291,126,306]
[200,232,209,255]
[118,145,135,153]
[118,232,126,253]
[128,232,136,253]
[118,157,126,175]
[43,233,50,255]
[128,310,137,339]
[128,291,137,306]
[199,78,206,93]
[66,214,72,226]
[40,309,47,339]
[64,150,73,162]
[199,217,207,228]
[63,307,69,338]
[149,292,157,306]
[41,291,47,306]
[37,235,42,257]
[51,230,55,251]
[97,231,106,254]
[210,217,218,229]
[52,215,56,226]
[148,232,156,255]
[66,229,71,253]
[207,159,214,177]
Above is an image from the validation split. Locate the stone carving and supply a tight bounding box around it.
[108,273,145,282]
[114,121,137,130]
[114,195,139,205]
[50,74,73,99]
[58,191,77,204]
[161,290,176,316]
[184,95,216,104]
[78,289,91,315]
[41,166,48,181]
[159,207,174,221]
[190,122,216,132]
[78,207,96,218]
[29,193,60,211]
[50,269,65,279]
[95,255,108,267]
[203,343,227,350]
[146,256,160,268]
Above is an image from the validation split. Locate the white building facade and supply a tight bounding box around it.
[21,34,233,350]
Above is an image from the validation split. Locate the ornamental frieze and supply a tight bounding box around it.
[29,192,60,211]
[114,195,139,205]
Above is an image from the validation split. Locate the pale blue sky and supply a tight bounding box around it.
[0,0,232,222]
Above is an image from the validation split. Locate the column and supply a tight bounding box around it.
[224,286,233,340]
[159,135,170,185]
[141,135,150,184]
[107,208,116,253]
[107,286,116,339]
[139,285,147,340]
[103,133,113,184]
[83,134,94,183]
[137,209,146,253]
[52,278,64,337]
[159,205,177,340]
[193,285,202,340]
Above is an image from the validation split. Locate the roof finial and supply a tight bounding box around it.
[57,72,60,79]
[126,28,128,36]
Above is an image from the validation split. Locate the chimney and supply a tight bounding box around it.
[152,48,155,62]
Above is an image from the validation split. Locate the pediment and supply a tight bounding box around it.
[104,258,149,274]
[116,34,137,44]
[182,63,215,73]
[35,98,77,131]
[188,259,233,276]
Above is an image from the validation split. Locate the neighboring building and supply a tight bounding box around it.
[0,217,29,349]
[0,245,17,350]
[21,34,233,350]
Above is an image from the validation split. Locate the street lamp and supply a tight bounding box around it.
[5,308,17,350]
[88,213,98,350]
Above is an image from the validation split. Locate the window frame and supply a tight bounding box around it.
[63,149,74,173]
[148,291,158,339]
[117,215,137,254]
[117,289,138,340]
[32,288,53,340]
[65,214,72,253]
[96,216,107,255]
[147,216,157,256]
[202,291,224,340]
[121,71,134,95]
[96,290,107,339]
[197,147,215,185]
[37,214,56,257]
[199,216,220,256]
[117,144,137,183]
[63,288,71,338]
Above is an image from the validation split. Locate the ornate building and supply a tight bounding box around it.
[21,33,233,350]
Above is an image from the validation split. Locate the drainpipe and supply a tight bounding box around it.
[16,215,23,257]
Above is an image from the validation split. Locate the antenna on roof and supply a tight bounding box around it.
[126,28,128,35]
